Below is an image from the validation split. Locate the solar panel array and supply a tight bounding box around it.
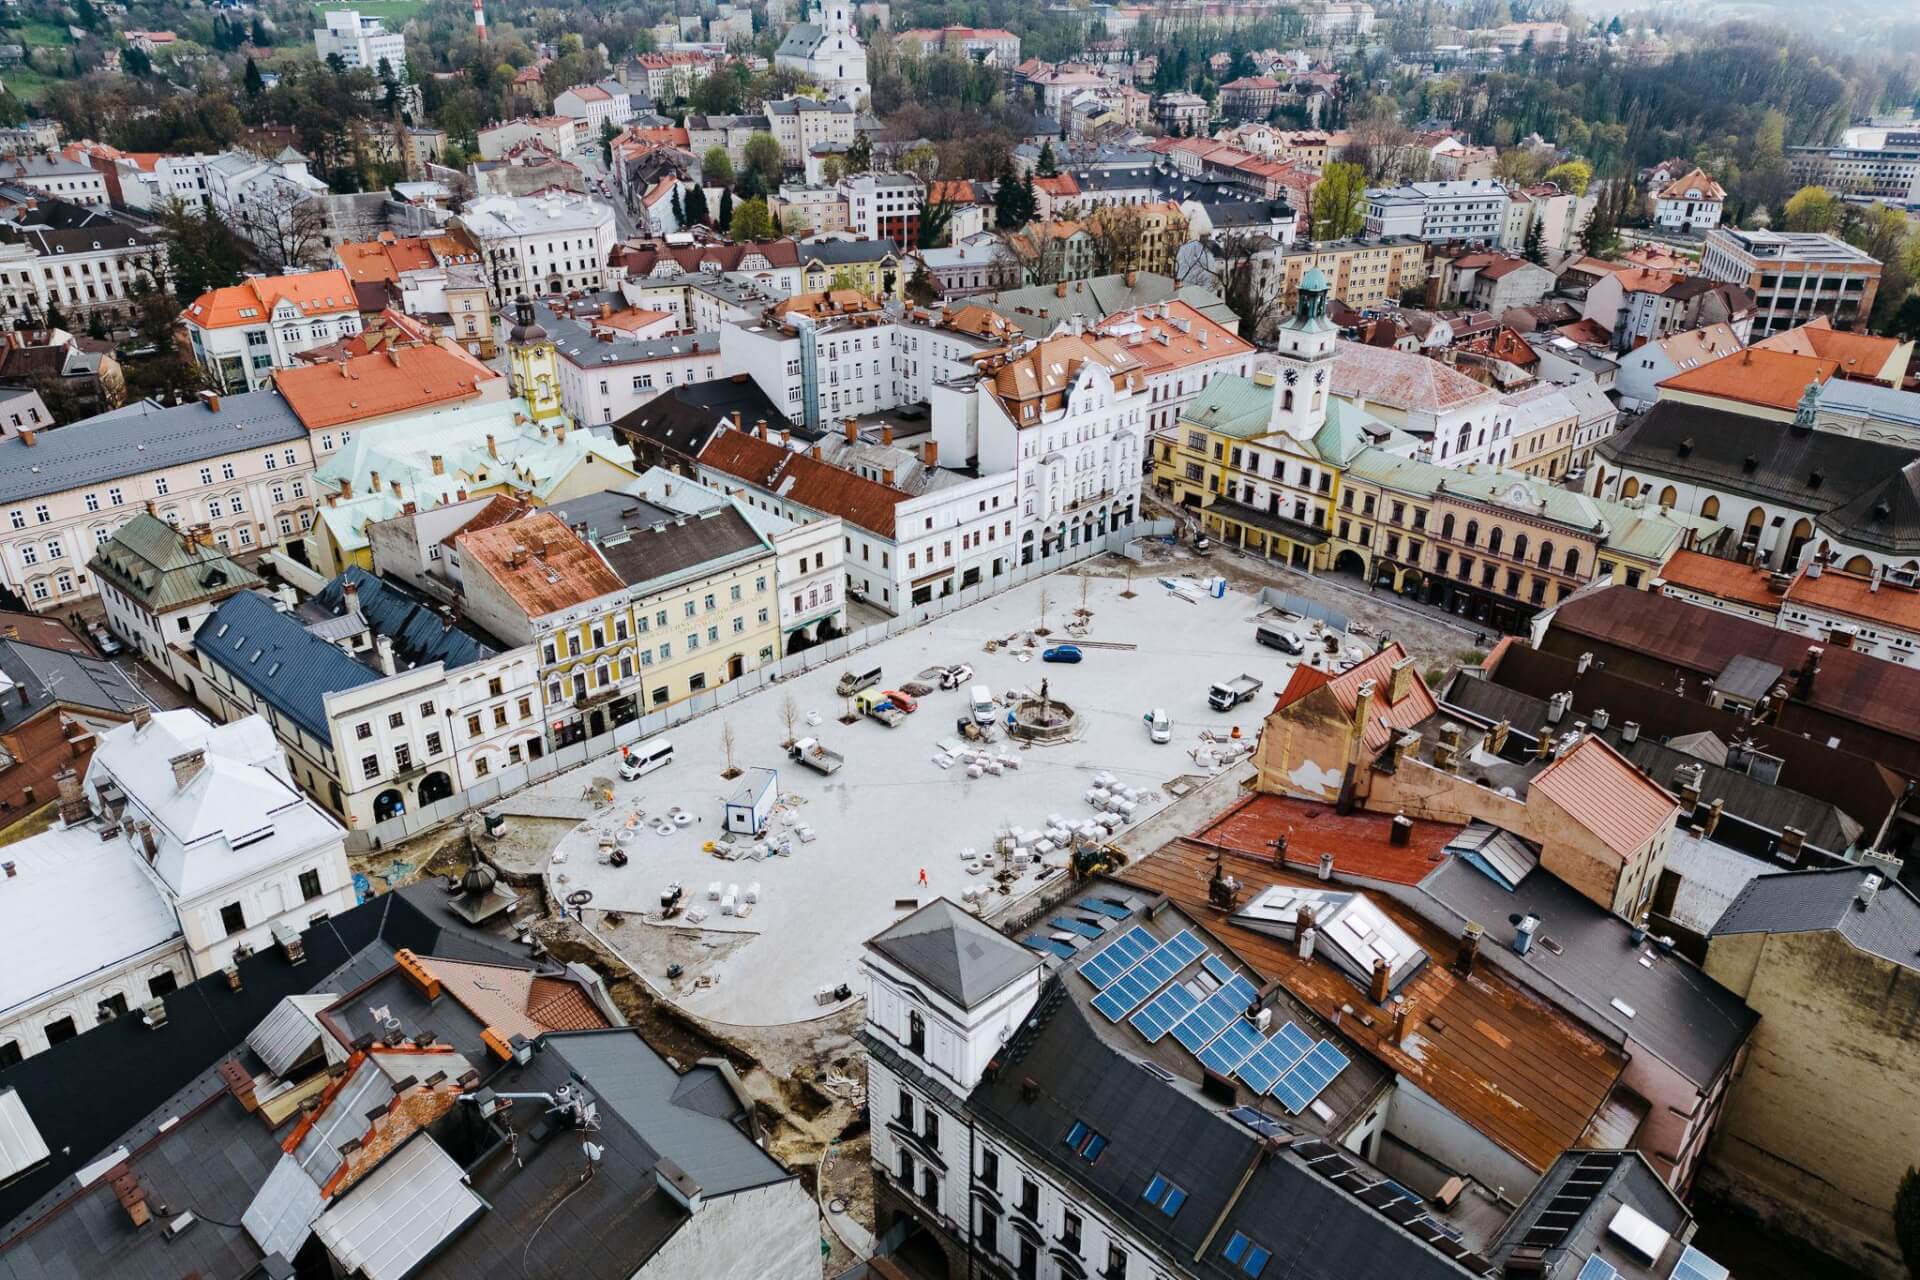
[1271,1040,1351,1114]
[1234,1020,1315,1095]
[1092,930,1205,1021]
[1078,925,1155,988]
[1082,897,1132,920]
[1129,982,1200,1043]
[1050,915,1105,940]
[1670,1246,1728,1280]
[1171,974,1261,1052]
[1575,1258,1620,1280]
[1198,1018,1265,1076]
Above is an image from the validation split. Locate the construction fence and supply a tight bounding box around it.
[343,522,1178,852]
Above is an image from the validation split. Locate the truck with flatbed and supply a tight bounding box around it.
[856,690,907,727]
[1208,674,1264,712]
[787,737,844,774]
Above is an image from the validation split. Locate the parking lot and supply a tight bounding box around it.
[539,568,1320,1026]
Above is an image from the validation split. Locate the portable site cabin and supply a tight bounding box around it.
[724,767,779,835]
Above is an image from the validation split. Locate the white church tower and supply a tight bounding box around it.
[1267,266,1338,441]
[775,1,870,107]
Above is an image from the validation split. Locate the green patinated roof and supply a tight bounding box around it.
[87,512,261,612]
[1180,374,1414,465]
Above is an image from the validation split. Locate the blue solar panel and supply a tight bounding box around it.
[1575,1258,1620,1280]
[1233,1023,1314,1094]
[1171,975,1260,1052]
[1203,954,1238,984]
[1023,935,1077,959]
[1226,1105,1290,1139]
[1078,925,1154,987]
[1270,1040,1351,1113]
[1198,1018,1264,1075]
[1082,897,1133,919]
[1049,915,1106,940]
[1670,1247,1728,1280]
[1091,931,1204,1021]
[1129,983,1200,1042]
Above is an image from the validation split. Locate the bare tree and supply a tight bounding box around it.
[234,183,330,270]
[720,721,740,779]
[1087,205,1147,276]
[1186,231,1282,343]
[780,694,800,746]
[1037,588,1051,635]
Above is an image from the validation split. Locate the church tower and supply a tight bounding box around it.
[1267,267,1337,441]
[506,296,566,428]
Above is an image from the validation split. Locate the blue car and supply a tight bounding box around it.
[1042,645,1083,664]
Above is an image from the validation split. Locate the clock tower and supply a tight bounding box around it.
[1267,267,1337,441]
[506,295,566,428]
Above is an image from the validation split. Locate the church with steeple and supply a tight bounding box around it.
[774,1,870,106]
[506,295,567,429]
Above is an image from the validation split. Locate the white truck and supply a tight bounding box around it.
[1208,674,1264,712]
[788,737,844,775]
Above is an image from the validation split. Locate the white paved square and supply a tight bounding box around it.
[546,569,1308,1025]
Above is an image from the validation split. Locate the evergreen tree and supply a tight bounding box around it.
[1036,142,1058,177]
[684,184,710,227]
[671,186,686,225]
[845,131,872,174]
[244,56,265,99]
[905,260,939,306]
[1020,174,1039,226]
[251,15,269,45]
[718,188,734,233]
[1522,217,1545,265]
[993,161,1024,230]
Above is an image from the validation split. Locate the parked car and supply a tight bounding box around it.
[91,628,124,657]
[882,689,918,714]
[1143,708,1171,743]
[938,663,975,689]
[1042,645,1083,664]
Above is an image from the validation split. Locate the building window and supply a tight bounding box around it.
[907,1009,925,1054]
[362,754,380,780]
[220,902,246,935]
[425,731,443,754]
[148,971,178,998]
[1018,1177,1039,1218]
[981,1148,999,1190]
[1106,1245,1128,1277]
[1142,1173,1187,1216]
[43,1016,77,1046]
[1062,1210,1082,1252]
[299,869,323,900]
[1223,1231,1271,1276]
[1063,1120,1107,1162]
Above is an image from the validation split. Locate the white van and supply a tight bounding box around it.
[619,739,675,781]
[968,684,995,725]
[1143,708,1171,743]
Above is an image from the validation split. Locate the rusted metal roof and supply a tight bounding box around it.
[456,512,625,618]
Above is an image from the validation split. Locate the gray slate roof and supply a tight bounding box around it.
[0,636,146,731]
[869,898,1038,1009]
[595,504,768,590]
[547,312,720,370]
[1711,864,1920,970]
[0,391,306,504]
[804,237,901,265]
[1419,858,1756,1087]
[196,589,379,741]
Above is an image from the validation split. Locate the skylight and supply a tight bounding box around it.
[1141,1173,1186,1216]
[1223,1231,1271,1276]
[1063,1120,1106,1163]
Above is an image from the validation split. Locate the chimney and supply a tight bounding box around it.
[1857,873,1883,910]
[343,580,361,617]
[198,389,221,414]
[925,438,939,467]
[132,705,152,731]
[1512,913,1539,956]
[1534,733,1553,762]
[1797,644,1823,697]
[1317,851,1333,880]
[556,423,567,444]
[1390,812,1412,846]
[136,820,157,862]
[486,433,498,459]
[1591,708,1610,731]
[17,427,33,447]
[1056,281,1068,297]
[1622,720,1640,743]
[1489,719,1510,753]
[1676,767,1702,811]
[1546,690,1571,725]
[732,410,744,431]
[55,768,88,825]
[1453,922,1482,976]
[883,467,895,486]
[1369,956,1391,1005]
[1125,269,1138,286]
[1388,657,1415,704]
[394,948,441,999]
[845,417,858,443]
[1704,797,1724,836]
[1391,998,1411,1044]
[370,468,382,493]
[431,454,444,476]
[1577,650,1593,674]
[1350,678,1376,744]
[881,424,896,448]
[1773,826,1806,863]
[375,634,396,676]
[168,749,206,791]
[340,477,354,500]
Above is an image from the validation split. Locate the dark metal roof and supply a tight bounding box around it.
[593,504,768,589]
[544,489,677,536]
[0,636,146,731]
[614,377,805,458]
[1417,859,1756,1087]
[196,590,380,741]
[1489,1148,1694,1279]
[1711,865,1920,970]
[868,899,1038,1010]
[313,566,503,673]
[967,980,1492,1278]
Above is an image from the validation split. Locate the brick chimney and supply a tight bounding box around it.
[169,748,207,790]
[845,417,858,443]
[17,427,34,446]
[1349,678,1375,746]
[924,438,939,467]
[1453,922,1482,976]
[1369,956,1391,1005]
[431,454,444,475]
[881,424,893,447]
[486,433,498,460]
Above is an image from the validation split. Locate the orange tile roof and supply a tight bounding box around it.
[1656,346,1838,412]
[424,956,611,1040]
[457,511,626,616]
[986,333,1146,423]
[1554,319,1612,345]
[1031,174,1080,198]
[1323,642,1438,753]
[1655,167,1726,202]
[1091,299,1254,375]
[1753,316,1905,380]
[335,237,437,283]
[1785,565,1920,634]
[1199,791,1461,884]
[1529,735,1678,860]
[272,342,500,429]
[182,269,358,329]
[699,426,904,537]
[1657,549,1782,612]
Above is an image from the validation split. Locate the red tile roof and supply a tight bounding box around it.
[1199,792,1461,884]
[1323,642,1438,753]
[698,426,905,537]
[182,270,357,329]
[457,512,625,617]
[272,343,499,429]
[1528,735,1678,860]
[1656,549,1782,613]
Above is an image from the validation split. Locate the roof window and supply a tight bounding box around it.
[1141,1173,1186,1216]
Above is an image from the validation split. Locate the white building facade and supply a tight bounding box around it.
[459,192,619,304]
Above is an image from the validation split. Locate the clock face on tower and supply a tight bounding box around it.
[1314,369,1327,385]
[1283,368,1299,385]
